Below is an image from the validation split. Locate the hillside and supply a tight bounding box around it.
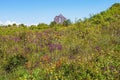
[0,3,120,80]
[88,3,120,25]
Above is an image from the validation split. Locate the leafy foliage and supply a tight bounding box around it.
[4,55,28,73]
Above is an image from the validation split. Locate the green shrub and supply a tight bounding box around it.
[4,54,28,73]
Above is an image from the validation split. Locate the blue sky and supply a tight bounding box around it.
[0,0,120,25]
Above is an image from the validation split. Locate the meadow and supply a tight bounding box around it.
[0,3,120,80]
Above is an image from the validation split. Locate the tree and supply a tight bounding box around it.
[49,21,57,27]
[12,23,17,27]
[29,25,37,29]
[63,19,72,27]
[37,23,48,29]
[19,24,27,28]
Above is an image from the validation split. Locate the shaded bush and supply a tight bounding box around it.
[0,49,3,58]
[4,54,28,72]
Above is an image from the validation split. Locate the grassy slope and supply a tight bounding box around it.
[0,3,120,80]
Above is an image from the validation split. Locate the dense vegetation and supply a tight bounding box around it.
[0,3,120,80]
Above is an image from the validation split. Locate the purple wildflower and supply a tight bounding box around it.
[48,43,62,52]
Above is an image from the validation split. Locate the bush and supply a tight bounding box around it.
[4,54,28,72]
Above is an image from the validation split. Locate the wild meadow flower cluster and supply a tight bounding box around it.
[0,3,120,80]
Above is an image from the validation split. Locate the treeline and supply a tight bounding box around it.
[0,19,72,30]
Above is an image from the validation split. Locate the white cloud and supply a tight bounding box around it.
[0,21,3,25]
[5,21,16,25]
[0,20,39,26]
[0,20,19,25]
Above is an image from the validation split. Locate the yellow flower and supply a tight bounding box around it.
[52,66,55,69]
[50,69,53,74]
[55,75,59,80]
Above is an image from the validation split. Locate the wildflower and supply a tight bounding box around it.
[95,46,101,54]
[48,44,62,52]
